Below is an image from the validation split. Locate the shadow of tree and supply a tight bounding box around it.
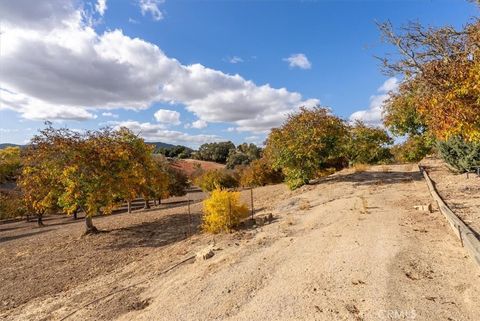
[313,170,423,187]
[105,212,203,250]
[0,228,53,244]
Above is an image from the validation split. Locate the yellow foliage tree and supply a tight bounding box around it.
[202,189,248,233]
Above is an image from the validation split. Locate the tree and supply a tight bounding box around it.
[379,20,480,141]
[195,141,236,163]
[390,135,433,163]
[264,106,348,189]
[239,158,284,187]
[19,126,72,226]
[346,121,393,165]
[156,145,193,159]
[194,169,238,192]
[0,147,22,184]
[225,143,262,169]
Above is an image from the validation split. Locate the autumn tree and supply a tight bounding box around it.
[19,127,74,226]
[379,17,480,144]
[194,169,238,192]
[0,147,22,184]
[346,121,393,165]
[239,158,284,187]
[264,106,348,189]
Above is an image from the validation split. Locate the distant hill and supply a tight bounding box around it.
[0,142,176,150]
[0,143,24,150]
[145,141,177,149]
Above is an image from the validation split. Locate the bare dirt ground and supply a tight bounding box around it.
[421,157,480,235]
[1,164,480,321]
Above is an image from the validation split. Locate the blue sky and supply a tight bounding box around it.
[0,0,477,147]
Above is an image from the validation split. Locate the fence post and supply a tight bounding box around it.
[250,187,254,220]
[187,195,191,236]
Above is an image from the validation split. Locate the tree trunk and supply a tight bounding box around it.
[153,199,157,206]
[37,214,44,227]
[158,197,161,205]
[144,198,150,209]
[26,214,30,222]
[127,200,132,214]
[73,210,78,220]
[85,216,98,234]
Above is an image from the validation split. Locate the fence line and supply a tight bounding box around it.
[420,166,480,268]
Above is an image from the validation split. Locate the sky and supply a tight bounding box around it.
[0,0,477,147]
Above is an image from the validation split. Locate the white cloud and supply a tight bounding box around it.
[139,0,165,21]
[128,17,139,24]
[95,0,107,16]
[102,111,118,118]
[349,77,399,126]
[112,120,220,146]
[154,109,181,125]
[190,119,208,129]
[0,0,318,133]
[283,53,312,70]
[227,56,243,64]
[0,89,96,121]
[378,77,399,92]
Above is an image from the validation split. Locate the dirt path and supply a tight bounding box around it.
[2,165,479,321]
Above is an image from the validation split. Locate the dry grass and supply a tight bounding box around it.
[353,163,369,173]
[381,165,391,172]
[359,196,369,214]
[298,200,312,211]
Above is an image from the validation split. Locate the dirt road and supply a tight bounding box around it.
[2,164,479,321]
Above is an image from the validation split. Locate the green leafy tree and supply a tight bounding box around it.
[390,135,433,163]
[195,141,236,163]
[346,121,393,165]
[264,106,348,189]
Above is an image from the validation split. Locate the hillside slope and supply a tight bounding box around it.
[1,165,479,321]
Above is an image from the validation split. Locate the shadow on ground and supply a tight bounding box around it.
[105,212,203,250]
[313,170,423,187]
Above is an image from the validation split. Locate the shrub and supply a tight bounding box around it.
[239,158,284,187]
[390,135,433,163]
[437,136,480,172]
[0,147,22,184]
[202,189,249,233]
[346,121,393,165]
[353,163,368,173]
[0,190,27,220]
[194,169,238,192]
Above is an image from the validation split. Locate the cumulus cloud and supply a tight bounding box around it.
[0,89,96,121]
[189,119,208,129]
[112,120,220,146]
[283,53,312,70]
[154,109,181,125]
[349,77,399,126]
[139,0,165,21]
[95,0,107,16]
[0,0,318,133]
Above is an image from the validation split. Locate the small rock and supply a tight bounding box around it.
[196,247,215,260]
